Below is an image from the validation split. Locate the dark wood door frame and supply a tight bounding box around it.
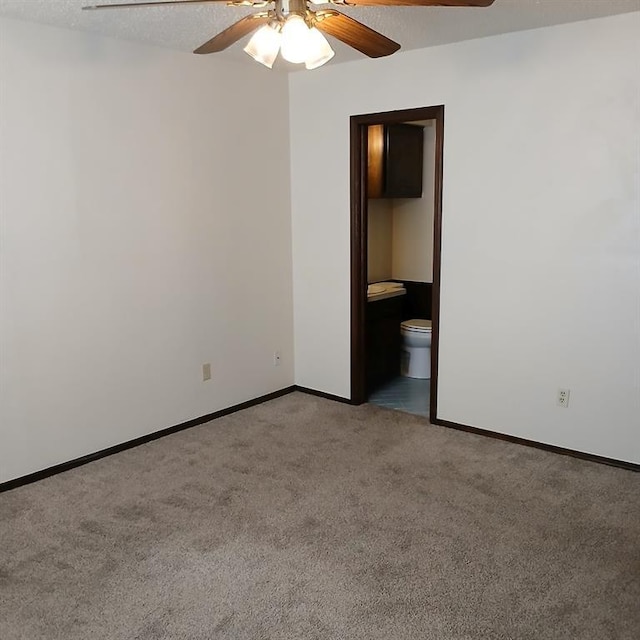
[350,105,444,422]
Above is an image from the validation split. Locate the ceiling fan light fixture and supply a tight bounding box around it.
[84,1,496,70]
[304,27,334,70]
[280,15,311,64]
[244,24,281,69]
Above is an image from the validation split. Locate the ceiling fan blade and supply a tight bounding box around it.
[314,10,400,58]
[327,0,494,6]
[194,14,269,54]
[83,1,241,10]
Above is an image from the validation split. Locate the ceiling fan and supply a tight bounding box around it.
[83,0,495,70]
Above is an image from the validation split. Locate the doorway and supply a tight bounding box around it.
[350,106,444,422]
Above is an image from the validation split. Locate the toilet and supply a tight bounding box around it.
[400,319,432,379]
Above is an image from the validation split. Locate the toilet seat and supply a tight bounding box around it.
[401,319,432,333]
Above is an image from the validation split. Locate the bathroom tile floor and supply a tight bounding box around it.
[368,376,431,419]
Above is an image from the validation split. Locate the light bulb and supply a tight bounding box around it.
[280,15,310,64]
[244,24,281,69]
[304,27,334,70]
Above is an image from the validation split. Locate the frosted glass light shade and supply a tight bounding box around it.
[304,27,334,70]
[244,25,281,69]
[280,15,310,64]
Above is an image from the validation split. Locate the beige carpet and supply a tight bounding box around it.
[1,392,638,639]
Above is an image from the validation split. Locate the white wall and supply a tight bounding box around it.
[0,17,294,482]
[367,199,393,283]
[391,121,435,283]
[290,13,640,463]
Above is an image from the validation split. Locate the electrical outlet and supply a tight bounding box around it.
[557,388,570,408]
[274,351,282,367]
[202,363,212,381]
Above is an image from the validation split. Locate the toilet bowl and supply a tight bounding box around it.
[400,319,432,379]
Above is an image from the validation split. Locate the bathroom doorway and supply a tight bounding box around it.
[350,106,444,421]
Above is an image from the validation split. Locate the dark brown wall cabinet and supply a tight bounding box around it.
[368,123,424,199]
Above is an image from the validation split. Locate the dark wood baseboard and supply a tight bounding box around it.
[294,385,355,405]
[295,387,637,473]
[0,386,297,493]
[433,417,639,472]
[4,387,633,493]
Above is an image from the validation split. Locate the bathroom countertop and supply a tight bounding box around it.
[367,283,407,303]
[367,289,407,303]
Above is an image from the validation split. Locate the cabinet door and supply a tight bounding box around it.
[384,124,424,198]
[366,297,402,394]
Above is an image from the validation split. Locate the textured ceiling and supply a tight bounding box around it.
[0,0,638,70]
